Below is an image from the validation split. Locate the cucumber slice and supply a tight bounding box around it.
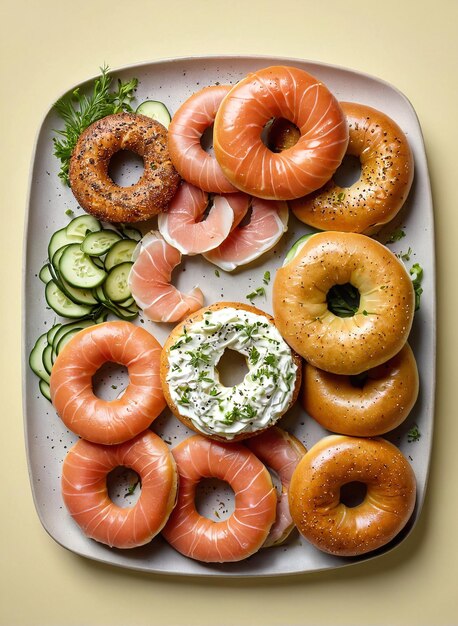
[103,300,138,321]
[283,233,318,266]
[103,262,133,302]
[59,244,107,288]
[92,256,106,269]
[52,319,95,352]
[94,309,109,324]
[81,229,122,256]
[117,296,135,308]
[51,245,68,269]
[39,264,52,284]
[93,284,109,304]
[66,215,101,239]
[121,226,142,242]
[45,280,95,318]
[29,333,50,383]
[42,344,53,375]
[39,379,52,402]
[48,228,82,260]
[104,239,137,271]
[60,277,99,306]
[55,328,81,355]
[46,323,62,345]
[136,101,171,128]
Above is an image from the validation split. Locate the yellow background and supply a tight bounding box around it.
[1,0,456,624]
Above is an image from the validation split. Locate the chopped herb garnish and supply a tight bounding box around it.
[409,263,424,311]
[398,246,413,261]
[65,208,74,217]
[197,370,213,383]
[224,406,242,424]
[407,424,421,442]
[124,479,140,497]
[249,346,260,364]
[386,228,406,244]
[111,384,118,389]
[246,287,266,301]
[263,271,271,285]
[187,348,211,367]
[336,191,346,201]
[209,388,220,396]
[214,269,220,278]
[264,354,278,366]
[170,335,192,350]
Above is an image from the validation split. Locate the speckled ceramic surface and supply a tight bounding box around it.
[22,56,435,577]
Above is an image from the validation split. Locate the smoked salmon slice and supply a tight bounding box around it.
[203,198,288,271]
[158,182,250,255]
[129,231,203,323]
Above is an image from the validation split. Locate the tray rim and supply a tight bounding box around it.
[21,54,437,578]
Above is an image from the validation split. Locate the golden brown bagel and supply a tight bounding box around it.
[160,302,302,442]
[69,112,180,223]
[272,231,415,375]
[290,102,414,234]
[289,435,416,556]
[302,343,419,436]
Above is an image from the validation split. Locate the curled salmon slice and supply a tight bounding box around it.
[158,182,250,255]
[245,427,306,547]
[129,231,203,323]
[203,198,289,271]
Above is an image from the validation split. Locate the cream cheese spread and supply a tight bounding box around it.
[166,307,298,439]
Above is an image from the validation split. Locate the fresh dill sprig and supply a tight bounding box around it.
[53,65,138,185]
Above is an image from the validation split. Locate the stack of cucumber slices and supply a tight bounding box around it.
[29,214,142,400]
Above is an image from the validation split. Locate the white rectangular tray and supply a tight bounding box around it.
[22,55,435,577]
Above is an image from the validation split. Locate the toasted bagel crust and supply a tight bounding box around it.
[69,112,180,223]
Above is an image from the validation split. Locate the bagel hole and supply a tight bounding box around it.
[216,349,249,387]
[262,118,300,152]
[107,467,141,508]
[108,150,145,187]
[327,283,361,317]
[200,124,215,156]
[350,372,369,388]
[333,154,361,188]
[340,481,367,508]
[195,478,235,521]
[92,362,128,401]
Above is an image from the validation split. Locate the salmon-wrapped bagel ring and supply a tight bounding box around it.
[273,232,415,375]
[291,102,414,234]
[289,435,416,556]
[50,321,166,445]
[302,344,419,436]
[167,85,238,193]
[61,431,178,549]
[213,66,349,200]
[69,112,180,223]
[162,435,277,562]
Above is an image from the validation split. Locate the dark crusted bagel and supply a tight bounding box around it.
[69,112,180,223]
